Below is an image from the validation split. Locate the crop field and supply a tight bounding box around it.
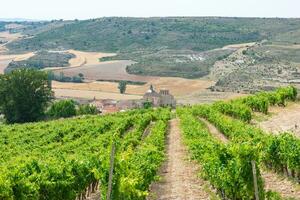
[52,78,214,97]
[53,88,142,100]
[53,60,153,82]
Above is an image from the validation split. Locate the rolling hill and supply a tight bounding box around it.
[2,17,300,85]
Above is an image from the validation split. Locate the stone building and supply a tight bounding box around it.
[143,85,176,108]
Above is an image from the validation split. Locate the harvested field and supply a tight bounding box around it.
[53,88,142,100]
[177,90,247,105]
[68,50,116,66]
[0,31,22,42]
[258,102,300,138]
[52,78,214,97]
[54,60,154,82]
[45,50,117,70]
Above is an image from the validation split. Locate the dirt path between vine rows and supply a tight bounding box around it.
[148,119,211,200]
[199,118,300,200]
[200,118,229,143]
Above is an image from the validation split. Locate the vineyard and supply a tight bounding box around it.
[177,86,300,199]
[0,108,171,200]
[1,86,300,200]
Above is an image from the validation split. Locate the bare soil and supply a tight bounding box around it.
[148,119,211,200]
[53,88,142,100]
[54,59,154,82]
[199,118,228,143]
[177,89,246,105]
[261,170,300,199]
[258,102,300,138]
[52,78,214,97]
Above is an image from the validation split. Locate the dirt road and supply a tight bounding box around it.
[148,119,210,200]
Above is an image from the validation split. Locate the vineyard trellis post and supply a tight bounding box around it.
[251,160,259,200]
[107,143,116,200]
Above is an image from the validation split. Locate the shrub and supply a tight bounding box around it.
[77,104,99,115]
[47,100,76,118]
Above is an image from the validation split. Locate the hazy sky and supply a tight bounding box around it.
[1,0,300,20]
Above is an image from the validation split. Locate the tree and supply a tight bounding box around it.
[0,69,53,123]
[47,99,76,118]
[78,73,84,79]
[118,81,127,94]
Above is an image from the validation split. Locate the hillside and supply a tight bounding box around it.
[1,87,300,199]
[210,40,300,93]
[5,17,300,79]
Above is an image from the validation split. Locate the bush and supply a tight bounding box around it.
[77,104,99,115]
[47,100,76,118]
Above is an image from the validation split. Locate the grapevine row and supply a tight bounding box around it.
[0,108,171,200]
[177,108,265,199]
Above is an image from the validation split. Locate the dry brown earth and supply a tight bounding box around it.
[52,78,214,97]
[258,102,300,138]
[53,88,142,100]
[54,60,154,82]
[148,119,211,200]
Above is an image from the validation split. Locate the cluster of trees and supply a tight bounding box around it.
[47,99,98,119]
[48,71,84,83]
[0,69,97,124]
[5,51,75,73]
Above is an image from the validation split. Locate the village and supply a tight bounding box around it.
[90,85,176,114]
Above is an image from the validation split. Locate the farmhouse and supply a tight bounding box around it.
[143,85,176,108]
[90,85,176,114]
[90,99,119,114]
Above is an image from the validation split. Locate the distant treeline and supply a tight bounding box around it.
[48,71,84,83]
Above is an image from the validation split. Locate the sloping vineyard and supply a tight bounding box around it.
[1,86,299,200]
[0,108,171,200]
[177,86,300,199]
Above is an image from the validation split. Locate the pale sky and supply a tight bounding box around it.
[1,0,300,20]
